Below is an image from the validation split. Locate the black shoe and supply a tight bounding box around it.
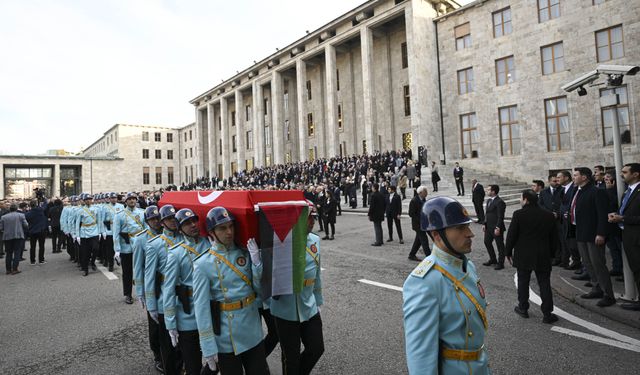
[154,360,164,373]
[621,302,640,311]
[573,269,583,275]
[386,238,393,242]
[568,263,582,270]
[125,296,133,304]
[482,261,497,266]
[108,265,114,272]
[580,291,604,299]
[543,313,559,324]
[596,297,616,307]
[408,256,420,261]
[371,243,382,247]
[322,236,330,240]
[551,259,562,266]
[494,264,505,270]
[91,264,97,271]
[571,274,590,281]
[609,270,623,277]
[83,270,88,276]
[329,236,334,240]
[584,282,593,287]
[399,239,404,244]
[514,306,529,318]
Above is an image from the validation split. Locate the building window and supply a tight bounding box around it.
[185,149,188,159]
[246,158,254,171]
[218,117,222,131]
[246,105,251,121]
[219,139,222,155]
[266,155,271,166]
[403,85,411,116]
[538,0,560,23]
[154,132,161,142]
[401,42,408,69]
[362,140,367,154]
[264,98,269,116]
[231,111,236,126]
[143,167,150,185]
[306,80,312,100]
[285,120,290,142]
[232,135,237,152]
[596,25,624,62]
[167,150,173,160]
[457,67,474,94]
[338,104,343,130]
[307,113,314,136]
[336,70,340,91]
[155,150,161,159]
[246,130,253,150]
[499,105,521,156]
[308,148,315,161]
[495,56,515,86]
[190,166,193,182]
[142,149,149,159]
[168,167,174,184]
[167,133,173,142]
[600,86,631,146]
[545,97,570,151]
[454,22,471,50]
[284,90,289,113]
[189,130,192,140]
[493,7,512,38]
[190,148,193,158]
[155,167,162,184]
[142,131,149,141]
[265,126,271,146]
[541,42,564,75]
[184,132,187,142]
[460,113,478,158]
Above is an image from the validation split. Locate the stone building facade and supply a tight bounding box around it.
[190,0,639,182]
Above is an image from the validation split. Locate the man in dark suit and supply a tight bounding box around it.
[483,184,506,270]
[471,179,485,224]
[385,186,403,244]
[557,170,581,270]
[25,200,48,265]
[539,175,563,266]
[0,204,29,274]
[506,190,559,323]
[609,163,640,311]
[368,183,385,246]
[572,167,615,307]
[407,186,429,260]
[453,162,464,196]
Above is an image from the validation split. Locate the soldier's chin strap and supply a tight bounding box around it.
[437,229,468,273]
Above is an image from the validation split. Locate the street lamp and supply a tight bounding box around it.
[562,64,639,301]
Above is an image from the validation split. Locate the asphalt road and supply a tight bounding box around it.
[1,213,639,374]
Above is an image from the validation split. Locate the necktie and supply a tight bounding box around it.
[619,187,633,215]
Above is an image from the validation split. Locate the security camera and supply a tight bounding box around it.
[596,65,640,76]
[561,70,599,92]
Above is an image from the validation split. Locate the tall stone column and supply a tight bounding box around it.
[296,59,308,162]
[0,163,4,199]
[271,70,284,165]
[207,103,215,177]
[360,26,376,155]
[253,81,265,167]
[325,44,338,158]
[194,107,204,177]
[405,1,441,161]
[53,164,60,198]
[235,89,245,170]
[220,97,230,178]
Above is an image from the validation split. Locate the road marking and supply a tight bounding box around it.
[550,327,640,353]
[97,265,118,280]
[559,276,588,294]
[513,273,640,347]
[358,279,403,292]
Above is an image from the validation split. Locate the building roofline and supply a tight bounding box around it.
[0,154,123,161]
[434,0,484,22]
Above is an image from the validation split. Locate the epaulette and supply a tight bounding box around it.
[410,258,435,278]
[147,234,162,243]
[169,241,184,251]
[133,230,147,238]
[194,249,210,261]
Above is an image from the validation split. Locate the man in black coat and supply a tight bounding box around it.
[557,170,581,270]
[407,186,429,260]
[367,183,385,246]
[471,179,485,224]
[608,163,640,311]
[539,175,563,266]
[483,185,506,269]
[572,167,615,307]
[453,162,464,196]
[385,186,403,244]
[506,190,559,323]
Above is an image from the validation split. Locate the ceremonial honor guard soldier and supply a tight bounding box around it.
[192,206,268,375]
[60,196,75,262]
[270,203,325,375]
[113,192,145,304]
[163,208,210,375]
[403,196,490,374]
[101,192,123,272]
[75,193,101,276]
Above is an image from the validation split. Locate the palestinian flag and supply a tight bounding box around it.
[257,201,309,299]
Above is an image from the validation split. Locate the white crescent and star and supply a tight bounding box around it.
[197,191,223,204]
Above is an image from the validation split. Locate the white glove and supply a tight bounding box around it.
[169,329,179,347]
[114,252,121,263]
[149,310,159,324]
[138,296,146,309]
[317,306,321,314]
[75,237,81,244]
[247,238,261,266]
[204,355,218,372]
[101,232,107,240]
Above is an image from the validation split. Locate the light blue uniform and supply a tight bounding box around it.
[164,236,209,332]
[113,207,145,254]
[76,205,101,238]
[101,202,124,236]
[270,232,323,322]
[145,229,183,313]
[60,205,71,234]
[192,241,263,357]
[132,227,159,298]
[403,244,490,375]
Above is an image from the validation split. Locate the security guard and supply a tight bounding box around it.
[145,205,184,375]
[403,196,490,374]
[270,202,324,375]
[75,193,101,276]
[192,206,268,375]
[101,192,123,272]
[164,208,210,375]
[113,192,145,304]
